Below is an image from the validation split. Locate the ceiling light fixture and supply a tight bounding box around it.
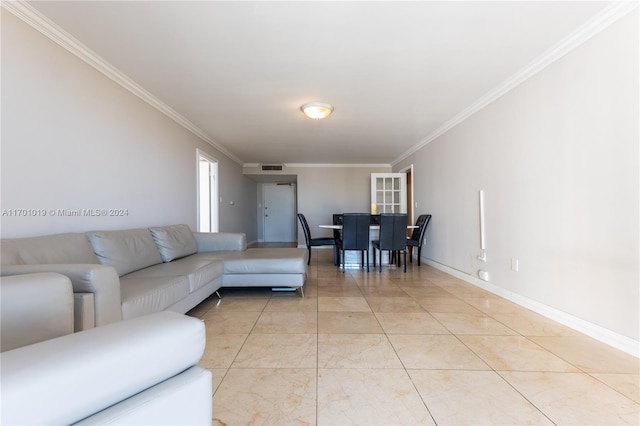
[300,102,333,120]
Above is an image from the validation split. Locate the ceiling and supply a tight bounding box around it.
[27,1,612,165]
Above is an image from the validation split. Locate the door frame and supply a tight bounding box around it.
[398,164,414,226]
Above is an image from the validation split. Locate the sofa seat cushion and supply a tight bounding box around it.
[223,274,305,288]
[119,276,190,320]
[186,251,239,263]
[87,229,162,277]
[124,258,223,293]
[219,248,307,275]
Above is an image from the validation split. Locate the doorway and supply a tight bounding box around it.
[263,183,296,242]
[398,164,414,235]
[197,151,218,232]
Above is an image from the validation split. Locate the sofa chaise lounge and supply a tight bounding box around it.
[0,224,307,331]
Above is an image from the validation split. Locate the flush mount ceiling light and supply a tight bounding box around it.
[300,102,333,120]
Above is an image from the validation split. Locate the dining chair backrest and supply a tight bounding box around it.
[341,213,370,250]
[332,214,343,241]
[297,213,312,246]
[379,213,408,251]
[410,214,432,243]
[332,214,378,226]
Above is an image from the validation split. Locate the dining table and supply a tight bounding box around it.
[318,225,418,230]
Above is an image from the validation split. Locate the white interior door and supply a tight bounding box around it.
[263,183,296,242]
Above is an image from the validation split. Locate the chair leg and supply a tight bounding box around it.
[372,247,377,267]
[417,247,421,266]
[307,247,311,265]
[409,246,413,263]
[342,250,346,273]
[333,246,338,266]
[403,250,407,273]
[366,250,369,272]
[361,251,364,270]
[379,249,382,272]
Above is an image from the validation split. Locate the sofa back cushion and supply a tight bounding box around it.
[0,233,99,265]
[149,224,197,262]
[86,229,162,276]
[1,273,74,352]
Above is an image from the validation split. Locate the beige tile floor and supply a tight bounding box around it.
[189,249,640,425]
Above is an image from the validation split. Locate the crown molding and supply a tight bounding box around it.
[2,0,244,166]
[6,0,635,169]
[284,163,391,168]
[391,1,639,166]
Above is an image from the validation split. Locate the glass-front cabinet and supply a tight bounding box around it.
[371,173,407,214]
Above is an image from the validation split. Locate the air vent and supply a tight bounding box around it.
[261,165,283,171]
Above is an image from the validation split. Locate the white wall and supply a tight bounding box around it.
[295,166,393,247]
[244,165,391,246]
[395,11,639,344]
[1,12,256,240]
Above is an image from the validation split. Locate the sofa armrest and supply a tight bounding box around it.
[0,311,206,426]
[193,232,247,252]
[0,273,74,352]
[0,264,122,328]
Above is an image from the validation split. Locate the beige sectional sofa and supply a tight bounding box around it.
[0,224,307,330]
[1,272,211,425]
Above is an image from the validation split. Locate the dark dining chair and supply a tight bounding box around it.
[337,213,370,272]
[372,213,408,272]
[332,214,343,267]
[297,213,337,265]
[407,214,432,265]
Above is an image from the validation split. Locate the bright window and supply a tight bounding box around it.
[197,150,218,232]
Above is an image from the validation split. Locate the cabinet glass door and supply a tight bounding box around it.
[371,173,407,214]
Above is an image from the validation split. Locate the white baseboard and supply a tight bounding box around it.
[423,258,639,358]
